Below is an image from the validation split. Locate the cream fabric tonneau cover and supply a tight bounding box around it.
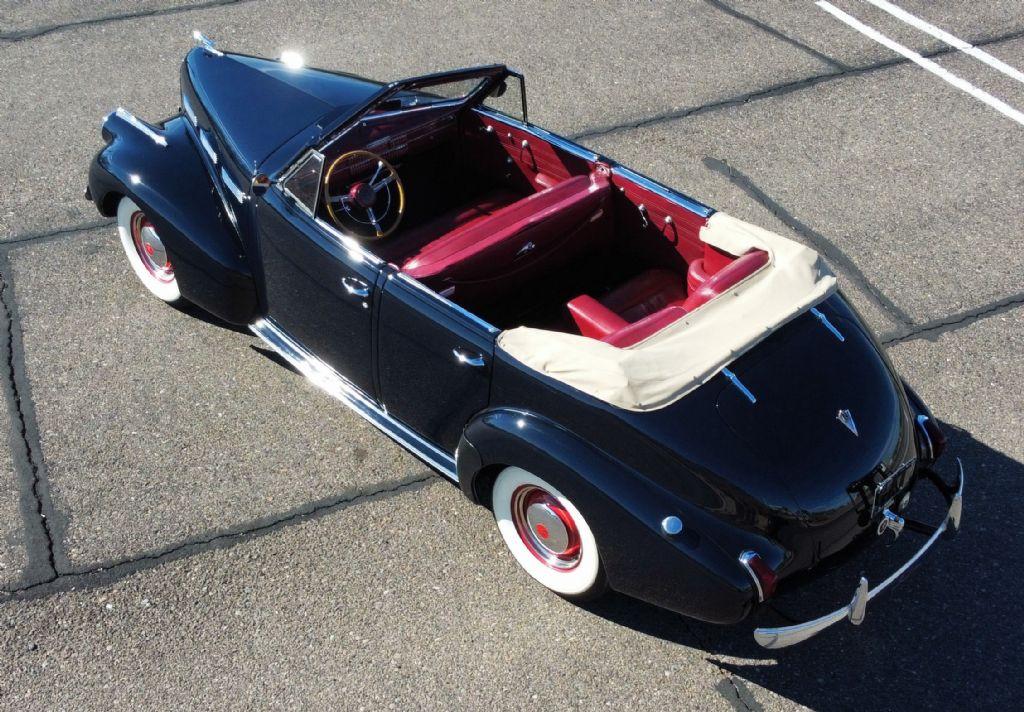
[496,212,838,411]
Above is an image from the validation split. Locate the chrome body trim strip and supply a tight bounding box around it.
[199,129,218,165]
[181,93,198,127]
[721,367,756,404]
[221,169,247,204]
[738,551,765,602]
[394,272,500,334]
[250,317,457,481]
[111,107,167,147]
[915,414,934,460]
[611,166,714,219]
[810,306,845,341]
[754,460,965,649]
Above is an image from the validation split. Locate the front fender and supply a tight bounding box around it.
[457,408,757,624]
[87,109,258,324]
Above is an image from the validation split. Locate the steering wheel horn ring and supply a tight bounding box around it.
[323,149,405,239]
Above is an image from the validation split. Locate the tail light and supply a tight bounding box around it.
[739,551,778,602]
[916,414,946,461]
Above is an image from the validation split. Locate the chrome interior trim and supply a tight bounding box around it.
[250,317,457,481]
[722,367,756,404]
[112,107,167,147]
[199,129,218,164]
[810,306,845,342]
[475,108,600,163]
[754,461,965,649]
[611,166,714,219]
[738,551,765,602]
[395,272,500,334]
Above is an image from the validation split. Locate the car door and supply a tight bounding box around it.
[257,178,380,397]
[377,271,495,452]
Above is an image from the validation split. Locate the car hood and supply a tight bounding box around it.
[183,48,383,167]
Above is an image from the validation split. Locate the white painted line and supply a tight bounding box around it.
[816,1,1024,128]
[865,0,1024,85]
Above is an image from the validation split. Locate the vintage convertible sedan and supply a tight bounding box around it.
[85,34,963,648]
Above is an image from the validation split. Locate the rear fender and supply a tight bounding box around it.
[457,408,757,624]
[88,109,258,324]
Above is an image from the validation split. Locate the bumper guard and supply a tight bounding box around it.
[754,458,964,649]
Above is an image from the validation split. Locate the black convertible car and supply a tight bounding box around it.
[86,34,963,648]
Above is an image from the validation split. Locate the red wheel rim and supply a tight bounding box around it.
[510,485,582,571]
[130,211,174,283]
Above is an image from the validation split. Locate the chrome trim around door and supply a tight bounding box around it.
[611,165,714,219]
[753,460,965,649]
[250,317,457,481]
[475,108,599,163]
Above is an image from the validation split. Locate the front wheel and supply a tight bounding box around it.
[116,197,182,303]
[492,466,607,599]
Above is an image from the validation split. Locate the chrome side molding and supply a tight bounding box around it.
[721,367,756,404]
[809,306,845,342]
[754,459,964,649]
[249,318,457,481]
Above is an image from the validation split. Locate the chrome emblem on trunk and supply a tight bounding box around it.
[837,409,859,436]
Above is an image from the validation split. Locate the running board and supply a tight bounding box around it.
[250,318,458,481]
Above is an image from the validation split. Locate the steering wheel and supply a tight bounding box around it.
[323,150,405,239]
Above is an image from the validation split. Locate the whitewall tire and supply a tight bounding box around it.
[492,466,606,599]
[117,197,181,303]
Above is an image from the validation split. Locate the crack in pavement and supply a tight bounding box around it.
[570,26,1024,142]
[3,219,115,247]
[703,0,850,72]
[0,0,260,42]
[678,616,763,712]
[703,156,915,327]
[882,292,1024,346]
[0,267,57,586]
[1,472,437,598]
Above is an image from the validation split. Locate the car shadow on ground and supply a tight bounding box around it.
[581,425,1022,709]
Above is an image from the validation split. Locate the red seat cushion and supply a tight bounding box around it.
[402,172,610,281]
[679,249,769,312]
[599,268,687,323]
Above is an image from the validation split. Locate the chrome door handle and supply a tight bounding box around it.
[341,276,370,298]
[452,347,485,367]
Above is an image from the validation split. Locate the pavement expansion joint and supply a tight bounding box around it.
[1,472,437,599]
[0,0,260,42]
[0,270,58,585]
[570,26,1024,143]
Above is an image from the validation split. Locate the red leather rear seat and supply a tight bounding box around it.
[567,249,769,347]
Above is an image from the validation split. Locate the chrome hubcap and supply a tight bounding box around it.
[130,211,173,283]
[511,485,581,571]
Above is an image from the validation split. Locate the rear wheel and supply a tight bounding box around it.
[116,197,181,303]
[492,466,606,599]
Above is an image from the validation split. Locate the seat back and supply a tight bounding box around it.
[402,173,612,299]
[679,249,769,312]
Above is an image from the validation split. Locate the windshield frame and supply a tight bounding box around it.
[317,64,510,155]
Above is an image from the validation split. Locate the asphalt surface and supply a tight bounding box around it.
[1,1,1022,709]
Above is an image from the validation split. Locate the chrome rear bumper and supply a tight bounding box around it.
[754,459,964,649]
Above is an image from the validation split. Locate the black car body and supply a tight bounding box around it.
[87,35,964,648]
